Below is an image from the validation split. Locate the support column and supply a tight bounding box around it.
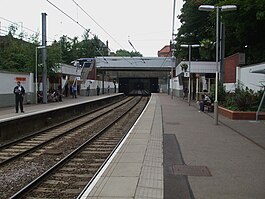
[196,76,199,101]
[42,13,47,103]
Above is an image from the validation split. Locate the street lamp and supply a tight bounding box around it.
[180,44,200,106]
[199,4,237,125]
[171,0,177,99]
[35,46,46,104]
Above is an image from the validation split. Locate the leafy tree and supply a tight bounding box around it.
[0,34,34,72]
[46,41,62,74]
[175,0,265,64]
[59,35,72,64]
[175,0,212,61]
[221,0,265,64]
[115,49,142,57]
[0,28,109,74]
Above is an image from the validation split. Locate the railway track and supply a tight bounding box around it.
[0,96,132,166]
[0,96,149,199]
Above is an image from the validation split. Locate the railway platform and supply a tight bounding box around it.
[0,93,264,198]
[0,94,120,122]
[80,93,265,199]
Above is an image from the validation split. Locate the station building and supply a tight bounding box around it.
[1,53,264,108]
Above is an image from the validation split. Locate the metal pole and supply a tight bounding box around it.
[220,22,225,83]
[171,0,176,99]
[188,45,191,106]
[35,47,38,104]
[214,7,219,125]
[42,13,47,104]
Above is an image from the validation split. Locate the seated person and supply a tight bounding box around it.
[204,94,214,112]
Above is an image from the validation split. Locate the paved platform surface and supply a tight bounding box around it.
[81,93,265,199]
[0,94,117,122]
[1,93,264,199]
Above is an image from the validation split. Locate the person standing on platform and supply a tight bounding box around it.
[72,83,77,98]
[86,85,90,96]
[97,85,100,96]
[13,81,25,113]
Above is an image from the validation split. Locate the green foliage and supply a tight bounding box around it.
[175,0,265,64]
[220,83,262,111]
[0,34,35,72]
[0,28,109,75]
[180,63,188,72]
[218,83,227,104]
[115,49,142,57]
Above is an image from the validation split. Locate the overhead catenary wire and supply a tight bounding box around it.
[71,0,125,50]
[70,0,134,65]
[0,16,55,42]
[46,0,88,32]
[128,39,146,63]
[0,16,37,34]
[46,0,109,61]
[46,0,137,65]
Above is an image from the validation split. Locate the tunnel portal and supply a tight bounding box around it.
[119,78,159,96]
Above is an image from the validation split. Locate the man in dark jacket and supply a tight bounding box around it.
[13,81,25,113]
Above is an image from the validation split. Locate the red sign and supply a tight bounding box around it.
[15,77,26,82]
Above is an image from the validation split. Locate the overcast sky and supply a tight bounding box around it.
[0,0,184,57]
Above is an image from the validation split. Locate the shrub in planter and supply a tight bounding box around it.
[223,86,260,111]
[180,63,188,72]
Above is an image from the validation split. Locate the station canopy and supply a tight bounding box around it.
[95,57,175,71]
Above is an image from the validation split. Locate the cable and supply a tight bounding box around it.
[71,0,124,49]
[0,16,37,34]
[71,0,134,65]
[47,0,111,60]
[46,0,88,32]
[0,16,55,41]
[128,39,146,63]
[46,0,136,66]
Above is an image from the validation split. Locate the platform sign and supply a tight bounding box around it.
[15,77,27,82]
[184,72,190,77]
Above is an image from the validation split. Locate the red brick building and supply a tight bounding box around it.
[157,45,172,57]
[224,53,245,83]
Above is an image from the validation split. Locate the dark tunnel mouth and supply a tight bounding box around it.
[118,77,159,96]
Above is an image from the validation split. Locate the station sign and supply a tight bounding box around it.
[184,72,190,77]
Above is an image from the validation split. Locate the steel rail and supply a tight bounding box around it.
[0,97,133,166]
[10,97,144,199]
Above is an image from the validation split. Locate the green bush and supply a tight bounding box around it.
[220,82,263,111]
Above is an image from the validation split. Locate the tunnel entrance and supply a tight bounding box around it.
[119,78,158,96]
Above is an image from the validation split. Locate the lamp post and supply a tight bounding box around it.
[180,44,200,106]
[199,4,237,125]
[35,46,46,104]
[171,0,176,99]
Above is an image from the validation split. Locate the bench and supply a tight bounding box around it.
[204,102,214,112]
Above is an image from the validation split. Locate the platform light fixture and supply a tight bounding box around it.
[180,44,200,106]
[199,4,237,125]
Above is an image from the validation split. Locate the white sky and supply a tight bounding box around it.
[0,0,183,57]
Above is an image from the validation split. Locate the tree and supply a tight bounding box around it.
[221,0,265,64]
[59,35,72,64]
[175,0,265,64]
[0,28,109,73]
[115,49,142,57]
[0,33,35,72]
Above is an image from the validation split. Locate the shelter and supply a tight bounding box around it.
[175,61,217,99]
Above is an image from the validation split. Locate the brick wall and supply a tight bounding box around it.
[224,53,239,83]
